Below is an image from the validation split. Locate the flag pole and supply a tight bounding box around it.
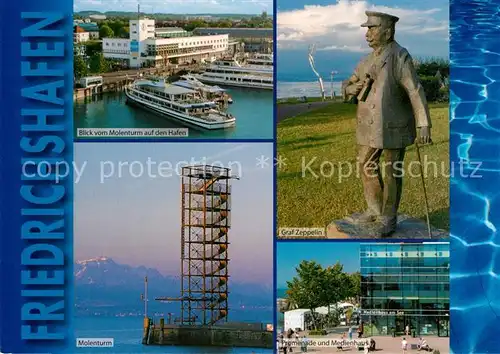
[144,276,148,318]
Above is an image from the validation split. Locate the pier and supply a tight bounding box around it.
[142,318,273,348]
[74,64,203,101]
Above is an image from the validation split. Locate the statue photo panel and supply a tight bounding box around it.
[276,1,450,240]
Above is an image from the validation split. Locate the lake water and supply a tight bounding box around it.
[74,88,273,140]
[74,316,274,353]
[277,81,343,99]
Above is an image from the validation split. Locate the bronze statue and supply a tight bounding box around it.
[343,11,432,237]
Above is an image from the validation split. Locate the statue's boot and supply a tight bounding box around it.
[374,216,397,237]
[351,210,379,224]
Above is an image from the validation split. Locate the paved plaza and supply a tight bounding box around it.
[279,331,449,354]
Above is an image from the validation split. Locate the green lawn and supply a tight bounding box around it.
[277,102,450,230]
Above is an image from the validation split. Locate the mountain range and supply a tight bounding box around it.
[74,11,264,19]
[74,257,273,320]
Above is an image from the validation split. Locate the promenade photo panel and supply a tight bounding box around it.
[276,241,450,353]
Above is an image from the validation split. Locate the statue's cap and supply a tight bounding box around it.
[361,11,399,27]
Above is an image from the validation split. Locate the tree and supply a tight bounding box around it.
[322,263,348,313]
[119,26,129,38]
[345,307,354,325]
[183,20,207,32]
[347,272,361,303]
[278,297,298,313]
[286,261,329,330]
[74,55,88,80]
[84,41,102,57]
[99,24,114,38]
[89,53,110,74]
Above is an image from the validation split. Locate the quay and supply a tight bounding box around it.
[142,318,273,348]
[74,64,202,101]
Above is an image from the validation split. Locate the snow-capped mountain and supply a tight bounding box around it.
[73,257,273,317]
[75,257,167,286]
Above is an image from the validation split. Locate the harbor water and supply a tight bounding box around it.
[75,316,274,353]
[74,87,273,139]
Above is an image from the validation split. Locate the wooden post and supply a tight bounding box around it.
[144,276,148,318]
[142,317,150,344]
[159,318,165,344]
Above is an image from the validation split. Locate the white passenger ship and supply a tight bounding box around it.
[125,79,235,130]
[193,58,273,90]
[172,74,233,105]
[246,53,273,67]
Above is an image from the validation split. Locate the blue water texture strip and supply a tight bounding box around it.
[0,0,74,353]
[450,1,500,353]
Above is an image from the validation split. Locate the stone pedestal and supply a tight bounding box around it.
[327,214,448,239]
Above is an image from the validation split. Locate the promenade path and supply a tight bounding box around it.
[278,327,448,354]
[277,101,334,123]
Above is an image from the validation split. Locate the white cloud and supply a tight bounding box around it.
[318,45,370,53]
[277,0,448,51]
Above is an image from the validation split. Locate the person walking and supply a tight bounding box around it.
[287,329,294,353]
[401,337,408,354]
[364,341,369,354]
[358,322,364,338]
[405,324,410,336]
[300,334,308,353]
[348,326,353,339]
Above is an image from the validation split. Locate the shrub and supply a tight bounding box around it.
[415,57,449,77]
[308,329,327,336]
[419,76,442,102]
[438,86,449,102]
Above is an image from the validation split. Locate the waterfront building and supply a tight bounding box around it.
[360,242,449,337]
[155,27,191,38]
[77,22,100,39]
[74,26,90,43]
[193,28,273,53]
[102,19,229,68]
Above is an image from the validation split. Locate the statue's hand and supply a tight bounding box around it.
[417,126,432,145]
[346,82,364,96]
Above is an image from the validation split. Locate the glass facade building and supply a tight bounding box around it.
[360,243,449,337]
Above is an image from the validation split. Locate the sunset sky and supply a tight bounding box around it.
[74,142,273,286]
[74,0,273,14]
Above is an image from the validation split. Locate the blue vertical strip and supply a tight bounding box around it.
[1,1,73,353]
[450,0,500,353]
[272,2,278,349]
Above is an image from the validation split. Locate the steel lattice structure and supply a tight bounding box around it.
[155,165,236,327]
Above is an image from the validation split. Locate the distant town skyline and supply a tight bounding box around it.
[74,142,273,286]
[74,0,273,15]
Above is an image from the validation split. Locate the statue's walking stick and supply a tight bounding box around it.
[415,140,432,238]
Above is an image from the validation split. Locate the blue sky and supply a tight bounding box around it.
[277,0,449,58]
[74,142,273,285]
[74,0,273,14]
[276,242,360,288]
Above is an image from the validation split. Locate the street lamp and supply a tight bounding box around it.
[331,71,339,100]
[140,276,149,318]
